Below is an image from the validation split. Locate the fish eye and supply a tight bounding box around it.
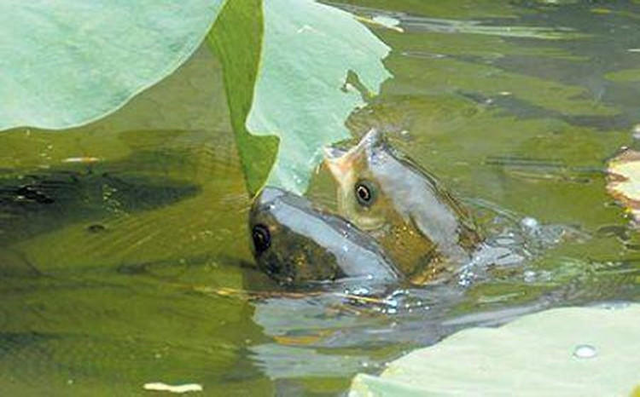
[354,180,377,206]
[252,224,271,254]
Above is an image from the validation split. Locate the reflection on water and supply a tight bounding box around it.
[2,0,640,395]
[0,167,201,246]
[248,200,637,391]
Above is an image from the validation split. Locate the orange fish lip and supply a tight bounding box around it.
[322,146,352,181]
[322,128,381,181]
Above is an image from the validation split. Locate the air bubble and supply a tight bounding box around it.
[523,270,536,283]
[349,287,370,296]
[383,299,399,308]
[521,217,539,229]
[573,344,597,359]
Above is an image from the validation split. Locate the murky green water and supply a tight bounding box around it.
[2,1,640,395]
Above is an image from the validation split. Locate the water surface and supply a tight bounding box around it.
[2,1,640,395]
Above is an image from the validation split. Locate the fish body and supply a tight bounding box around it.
[324,129,481,284]
[249,187,401,289]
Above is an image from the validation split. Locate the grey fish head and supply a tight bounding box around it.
[323,129,482,278]
[249,186,401,288]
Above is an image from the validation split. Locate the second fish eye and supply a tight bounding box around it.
[354,180,376,206]
[252,224,271,254]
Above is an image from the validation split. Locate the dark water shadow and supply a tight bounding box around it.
[0,154,202,248]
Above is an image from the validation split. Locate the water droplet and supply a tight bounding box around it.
[523,270,536,283]
[521,217,539,229]
[573,344,597,359]
[350,287,370,296]
[383,298,398,308]
[390,289,407,298]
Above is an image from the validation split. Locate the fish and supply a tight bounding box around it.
[248,186,401,290]
[323,129,481,284]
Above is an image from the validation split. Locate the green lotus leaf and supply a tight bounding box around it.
[210,0,391,195]
[350,304,640,396]
[606,149,640,223]
[0,0,225,131]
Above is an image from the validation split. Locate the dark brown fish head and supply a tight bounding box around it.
[249,186,401,289]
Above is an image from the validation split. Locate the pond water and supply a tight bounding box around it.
[2,0,640,395]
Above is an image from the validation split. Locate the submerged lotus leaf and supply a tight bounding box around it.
[350,304,640,396]
[0,0,225,131]
[245,0,391,195]
[607,149,640,222]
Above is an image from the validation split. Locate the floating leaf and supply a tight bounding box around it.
[210,0,391,195]
[607,149,640,223]
[350,304,640,396]
[0,0,225,131]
